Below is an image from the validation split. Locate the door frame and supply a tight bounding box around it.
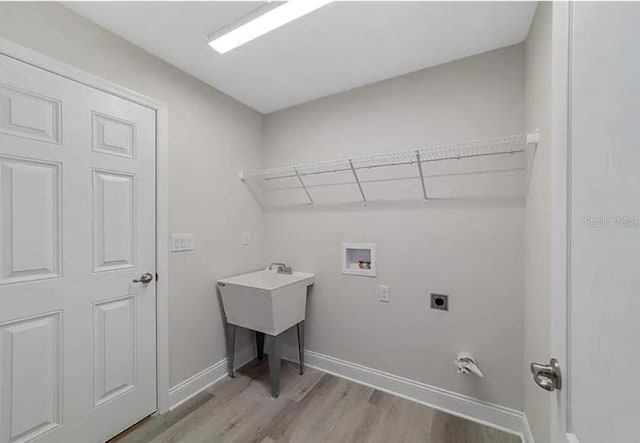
[549,3,578,443]
[0,38,172,414]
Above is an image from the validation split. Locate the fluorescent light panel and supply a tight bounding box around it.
[209,0,333,54]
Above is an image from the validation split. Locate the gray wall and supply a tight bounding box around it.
[0,2,265,388]
[0,2,535,413]
[523,3,552,441]
[263,45,526,409]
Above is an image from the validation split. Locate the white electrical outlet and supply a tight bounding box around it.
[378,285,390,302]
[242,231,251,246]
[171,233,194,252]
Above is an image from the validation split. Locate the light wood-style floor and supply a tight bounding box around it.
[110,359,521,443]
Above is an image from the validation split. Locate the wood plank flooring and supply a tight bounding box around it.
[110,359,521,443]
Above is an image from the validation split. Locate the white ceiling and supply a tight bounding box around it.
[64,1,537,114]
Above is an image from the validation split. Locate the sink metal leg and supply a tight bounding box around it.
[227,323,236,378]
[297,321,305,375]
[268,334,282,398]
[255,331,265,361]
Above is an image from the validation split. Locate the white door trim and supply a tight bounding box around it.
[0,38,172,414]
[549,3,576,443]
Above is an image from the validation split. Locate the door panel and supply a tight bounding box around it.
[0,84,61,145]
[0,157,61,284]
[93,295,137,408]
[551,3,640,443]
[92,169,136,272]
[569,4,640,443]
[0,311,62,443]
[0,53,156,442]
[91,112,135,158]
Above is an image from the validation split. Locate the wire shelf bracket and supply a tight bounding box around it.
[415,150,428,201]
[348,158,367,204]
[293,166,314,205]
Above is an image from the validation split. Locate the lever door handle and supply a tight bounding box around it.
[530,358,562,392]
[132,272,154,284]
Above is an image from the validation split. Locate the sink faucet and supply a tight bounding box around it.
[269,262,292,274]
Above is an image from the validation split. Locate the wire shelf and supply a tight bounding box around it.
[241,133,538,205]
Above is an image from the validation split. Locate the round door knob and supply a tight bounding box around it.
[132,272,154,284]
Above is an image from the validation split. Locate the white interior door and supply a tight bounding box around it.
[551,3,640,443]
[0,54,157,442]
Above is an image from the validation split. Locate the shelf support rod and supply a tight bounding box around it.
[348,159,367,203]
[293,166,314,205]
[415,150,428,200]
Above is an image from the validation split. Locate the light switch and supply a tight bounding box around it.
[242,231,251,246]
[171,233,194,252]
[379,285,390,302]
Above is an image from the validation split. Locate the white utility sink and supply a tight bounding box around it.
[217,269,314,336]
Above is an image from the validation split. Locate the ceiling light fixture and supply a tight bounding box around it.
[208,0,333,54]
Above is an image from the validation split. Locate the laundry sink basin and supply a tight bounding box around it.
[217,269,314,336]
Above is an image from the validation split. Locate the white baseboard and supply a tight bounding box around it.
[168,344,532,442]
[168,346,255,410]
[281,346,532,443]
